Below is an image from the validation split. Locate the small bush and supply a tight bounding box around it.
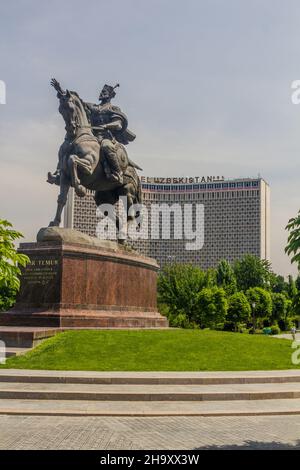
[270,325,281,335]
[223,321,235,332]
[239,327,249,334]
[169,312,190,328]
[278,318,293,332]
[159,304,198,329]
[249,328,263,335]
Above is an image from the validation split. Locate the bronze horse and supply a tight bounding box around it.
[48,86,141,240]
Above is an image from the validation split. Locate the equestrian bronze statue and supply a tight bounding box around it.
[47,79,142,239]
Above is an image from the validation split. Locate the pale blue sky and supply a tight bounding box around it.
[1,0,300,276]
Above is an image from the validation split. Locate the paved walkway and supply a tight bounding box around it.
[1,368,300,380]
[0,415,299,449]
[1,370,300,449]
[277,333,300,340]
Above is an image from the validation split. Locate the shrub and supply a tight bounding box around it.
[271,293,288,324]
[216,259,237,295]
[0,219,29,311]
[158,264,213,320]
[159,304,198,329]
[233,255,272,291]
[246,287,272,329]
[194,287,228,328]
[278,318,293,332]
[227,292,251,331]
[271,325,281,335]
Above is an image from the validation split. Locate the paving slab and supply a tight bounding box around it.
[1,381,300,401]
[0,398,300,416]
[1,369,300,385]
[1,414,299,449]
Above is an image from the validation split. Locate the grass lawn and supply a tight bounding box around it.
[1,329,298,371]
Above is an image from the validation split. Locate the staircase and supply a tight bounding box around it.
[0,370,300,416]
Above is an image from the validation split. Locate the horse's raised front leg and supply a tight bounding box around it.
[49,173,71,227]
[68,155,92,197]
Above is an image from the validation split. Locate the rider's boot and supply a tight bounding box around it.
[47,170,61,185]
[105,149,123,184]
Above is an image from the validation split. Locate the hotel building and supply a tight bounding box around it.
[64,176,270,269]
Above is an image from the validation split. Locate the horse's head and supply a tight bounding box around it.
[58,90,89,135]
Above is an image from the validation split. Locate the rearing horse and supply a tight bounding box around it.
[48,87,142,239]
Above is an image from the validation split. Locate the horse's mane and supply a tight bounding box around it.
[69,90,85,108]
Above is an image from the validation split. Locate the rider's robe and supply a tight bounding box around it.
[83,102,136,145]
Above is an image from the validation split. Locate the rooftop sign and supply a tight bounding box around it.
[140,176,225,184]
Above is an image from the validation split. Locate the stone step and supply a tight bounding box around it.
[4,348,31,358]
[0,398,300,416]
[1,381,300,401]
[1,369,300,385]
[0,327,61,348]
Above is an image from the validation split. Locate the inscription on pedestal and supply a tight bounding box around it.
[23,258,60,286]
[17,252,62,306]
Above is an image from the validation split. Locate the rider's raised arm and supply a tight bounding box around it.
[50,78,66,98]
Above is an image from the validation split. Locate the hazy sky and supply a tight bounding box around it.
[1,0,300,276]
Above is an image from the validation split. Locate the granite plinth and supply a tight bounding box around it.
[1,228,168,328]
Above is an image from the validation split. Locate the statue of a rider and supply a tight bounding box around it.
[47,79,136,186]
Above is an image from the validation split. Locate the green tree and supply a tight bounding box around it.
[270,274,286,294]
[295,275,300,292]
[216,259,237,295]
[285,210,300,269]
[158,263,213,321]
[194,287,227,328]
[233,254,272,291]
[227,292,251,331]
[0,219,29,310]
[0,286,17,311]
[246,287,272,330]
[285,275,297,300]
[289,280,300,324]
[271,292,287,324]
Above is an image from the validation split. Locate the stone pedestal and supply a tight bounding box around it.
[1,228,168,328]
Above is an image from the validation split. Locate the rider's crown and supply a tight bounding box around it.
[99,83,120,100]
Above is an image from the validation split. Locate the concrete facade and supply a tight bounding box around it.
[64,176,270,269]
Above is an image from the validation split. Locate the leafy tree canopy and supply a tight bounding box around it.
[227,292,251,328]
[246,287,272,321]
[234,254,272,291]
[0,220,29,306]
[286,210,300,269]
[216,259,237,295]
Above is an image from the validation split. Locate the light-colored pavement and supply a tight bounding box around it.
[277,333,300,340]
[1,370,300,416]
[0,414,299,449]
[1,381,300,401]
[1,398,300,417]
[1,370,300,449]
[1,368,300,382]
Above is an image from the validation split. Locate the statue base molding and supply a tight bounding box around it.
[1,228,168,328]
